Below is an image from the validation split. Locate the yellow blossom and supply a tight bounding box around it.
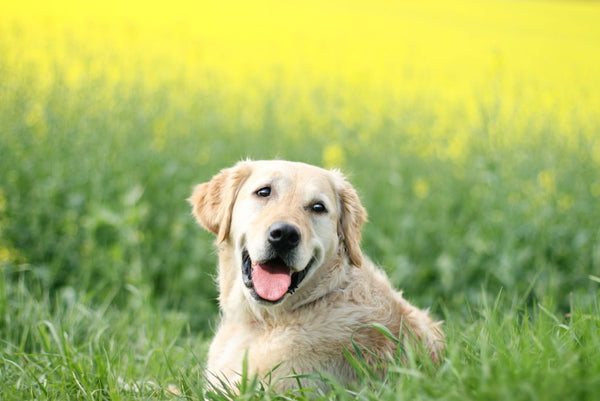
[322,144,346,169]
[557,194,574,212]
[537,170,556,195]
[413,178,430,199]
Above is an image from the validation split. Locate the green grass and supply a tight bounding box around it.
[2,274,599,400]
[2,55,600,399]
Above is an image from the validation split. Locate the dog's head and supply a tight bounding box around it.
[189,160,367,307]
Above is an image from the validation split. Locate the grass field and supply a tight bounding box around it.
[1,0,600,399]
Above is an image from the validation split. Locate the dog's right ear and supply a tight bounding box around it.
[188,162,252,243]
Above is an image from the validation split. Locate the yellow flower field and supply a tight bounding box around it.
[3,0,600,164]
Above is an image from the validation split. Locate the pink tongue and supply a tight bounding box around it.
[252,261,291,301]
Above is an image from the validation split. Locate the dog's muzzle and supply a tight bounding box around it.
[241,222,313,304]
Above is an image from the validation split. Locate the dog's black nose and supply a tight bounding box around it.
[268,222,301,252]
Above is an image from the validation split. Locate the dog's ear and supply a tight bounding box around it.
[188,162,252,243]
[332,170,368,267]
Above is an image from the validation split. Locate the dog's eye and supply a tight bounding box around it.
[256,187,271,197]
[311,202,327,213]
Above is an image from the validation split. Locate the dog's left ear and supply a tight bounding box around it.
[188,161,252,243]
[331,170,368,267]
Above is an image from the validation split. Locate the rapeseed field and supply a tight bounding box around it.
[1,0,599,399]
[4,1,600,159]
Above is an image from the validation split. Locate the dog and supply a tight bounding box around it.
[189,160,443,392]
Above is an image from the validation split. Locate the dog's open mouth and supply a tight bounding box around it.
[242,250,312,303]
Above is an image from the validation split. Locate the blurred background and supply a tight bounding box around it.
[1,0,599,332]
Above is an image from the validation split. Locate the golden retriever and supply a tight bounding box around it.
[189,160,443,391]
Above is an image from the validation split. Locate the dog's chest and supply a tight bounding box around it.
[210,315,352,375]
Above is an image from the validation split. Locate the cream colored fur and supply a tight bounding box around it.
[189,160,443,391]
